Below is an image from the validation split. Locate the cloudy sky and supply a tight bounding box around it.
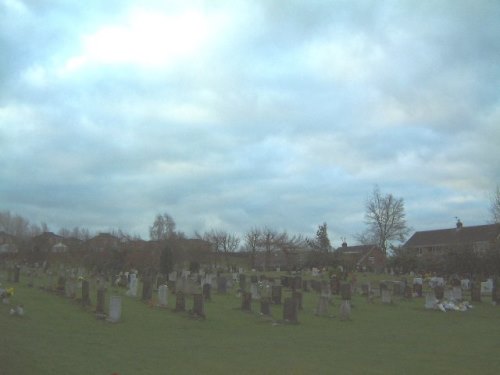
[1,0,499,245]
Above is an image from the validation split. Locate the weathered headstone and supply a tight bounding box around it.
[217,276,227,294]
[239,274,246,292]
[192,293,205,318]
[81,280,91,307]
[271,285,282,305]
[95,288,106,315]
[202,283,211,301]
[241,291,252,311]
[158,285,168,307]
[126,273,138,297]
[471,281,481,302]
[142,277,153,301]
[425,291,437,309]
[260,297,271,315]
[381,289,392,304]
[340,282,351,320]
[434,285,444,300]
[107,296,121,323]
[283,297,298,323]
[292,291,303,310]
[315,296,330,316]
[175,292,186,312]
[250,282,260,300]
[452,286,462,302]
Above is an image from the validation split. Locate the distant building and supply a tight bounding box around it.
[0,231,18,254]
[404,220,500,255]
[336,242,386,272]
[32,232,65,253]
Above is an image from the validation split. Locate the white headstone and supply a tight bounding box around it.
[168,272,177,282]
[250,283,260,300]
[481,279,493,295]
[108,296,122,323]
[381,289,392,304]
[425,291,437,309]
[126,274,138,297]
[452,286,462,301]
[460,279,470,290]
[158,285,168,307]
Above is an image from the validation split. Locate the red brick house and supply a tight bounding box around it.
[336,242,386,272]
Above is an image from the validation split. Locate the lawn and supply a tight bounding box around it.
[1,271,499,375]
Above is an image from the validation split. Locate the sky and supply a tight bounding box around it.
[1,0,499,246]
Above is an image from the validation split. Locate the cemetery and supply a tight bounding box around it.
[1,265,500,374]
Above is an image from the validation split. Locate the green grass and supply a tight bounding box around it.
[1,273,500,375]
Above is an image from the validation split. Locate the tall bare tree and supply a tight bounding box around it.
[491,185,500,223]
[149,213,177,240]
[244,227,262,269]
[362,186,410,254]
[200,229,239,269]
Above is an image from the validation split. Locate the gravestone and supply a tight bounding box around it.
[57,276,66,295]
[292,291,303,310]
[250,283,260,300]
[126,273,138,297]
[471,281,481,302]
[142,277,153,301]
[381,289,392,304]
[404,285,413,299]
[444,288,453,301]
[330,275,340,295]
[202,283,211,301]
[239,274,246,292]
[271,285,282,305]
[452,286,462,302]
[361,283,370,296]
[413,278,423,297]
[461,279,471,290]
[175,292,186,312]
[340,282,351,320]
[260,297,271,315]
[283,297,298,323]
[158,285,168,307]
[315,296,330,316]
[379,281,388,297]
[392,282,401,296]
[108,296,121,323]
[81,280,91,307]
[192,293,205,318]
[241,291,252,311]
[425,291,437,309]
[96,288,106,315]
[434,286,444,300]
[217,276,227,294]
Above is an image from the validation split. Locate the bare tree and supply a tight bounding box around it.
[491,185,500,223]
[200,229,239,268]
[244,227,262,269]
[0,211,31,238]
[362,186,410,254]
[258,227,288,271]
[149,213,177,240]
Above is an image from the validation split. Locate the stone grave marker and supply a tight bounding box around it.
[126,273,138,297]
[413,278,423,297]
[158,285,168,307]
[241,291,252,312]
[283,297,298,323]
[315,296,330,316]
[361,283,370,296]
[271,285,282,305]
[340,282,351,320]
[444,288,453,301]
[321,281,332,302]
[461,279,471,290]
[192,293,205,318]
[239,274,246,292]
[434,285,444,300]
[260,297,271,316]
[175,292,186,312]
[292,291,303,310]
[471,281,481,302]
[381,289,392,304]
[107,296,121,323]
[217,276,227,294]
[202,283,211,301]
[425,291,437,309]
[82,280,91,307]
[250,282,260,300]
[330,275,340,295]
[452,286,462,302]
[95,288,106,316]
[142,277,153,301]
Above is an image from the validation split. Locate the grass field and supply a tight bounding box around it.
[1,271,500,375]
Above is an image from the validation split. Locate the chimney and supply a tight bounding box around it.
[456,219,463,230]
[342,241,348,248]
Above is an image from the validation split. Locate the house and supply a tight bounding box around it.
[86,233,122,252]
[336,242,386,272]
[0,231,18,254]
[32,232,66,253]
[404,220,500,255]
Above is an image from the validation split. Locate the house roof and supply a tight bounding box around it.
[404,223,500,248]
[336,244,378,255]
